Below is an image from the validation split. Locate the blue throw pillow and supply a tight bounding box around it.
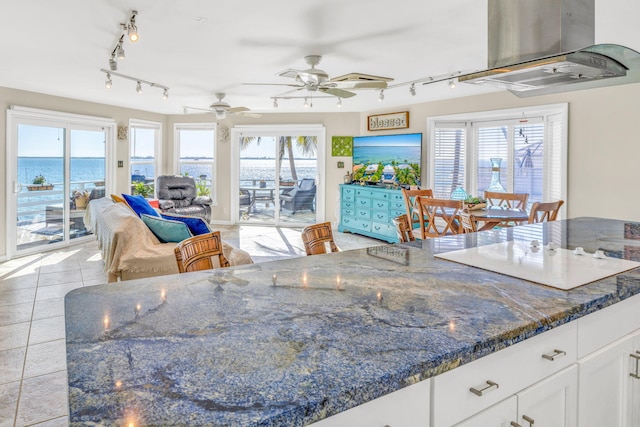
[141,214,192,243]
[161,213,212,236]
[122,194,159,218]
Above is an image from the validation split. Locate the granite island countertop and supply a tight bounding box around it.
[65,217,640,426]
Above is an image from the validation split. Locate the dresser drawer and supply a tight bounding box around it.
[390,209,407,218]
[346,219,371,232]
[371,210,389,223]
[432,321,577,427]
[355,189,375,198]
[356,198,372,209]
[390,200,406,211]
[372,222,395,237]
[371,191,391,201]
[371,199,390,210]
[341,207,355,218]
[342,201,355,210]
[356,209,372,220]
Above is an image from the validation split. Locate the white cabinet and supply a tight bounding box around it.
[454,366,577,427]
[310,379,430,427]
[577,329,640,427]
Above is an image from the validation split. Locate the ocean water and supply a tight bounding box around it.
[353,145,421,166]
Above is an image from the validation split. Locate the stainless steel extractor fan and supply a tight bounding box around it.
[245,55,393,98]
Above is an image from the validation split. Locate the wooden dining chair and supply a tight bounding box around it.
[417,197,464,238]
[401,188,434,229]
[301,222,340,255]
[174,231,230,273]
[484,191,529,210]
[458,210,478,233]
[528,200,565,224]
[392,214,416,243]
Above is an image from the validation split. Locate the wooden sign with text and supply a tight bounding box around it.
[367,111,409,131]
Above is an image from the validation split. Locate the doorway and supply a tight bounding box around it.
[233,125,325,227]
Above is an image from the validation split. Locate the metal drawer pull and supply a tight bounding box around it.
[630,351,640,379]
[470,380,499,396]
[542,349,566,361]
[522,415,535,426]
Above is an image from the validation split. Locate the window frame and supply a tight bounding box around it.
[173,122,217,204]
[129,119,162,196]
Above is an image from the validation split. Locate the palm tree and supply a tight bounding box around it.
[278,136,316,182]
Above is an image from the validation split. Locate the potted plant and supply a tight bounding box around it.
[27,175,54,191]
[132,182,152,198]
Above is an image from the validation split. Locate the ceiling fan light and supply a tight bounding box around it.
[303,98,309,108]
[136,81,142,94]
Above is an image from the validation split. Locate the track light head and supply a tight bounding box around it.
[105,73,112,89]
[449,80,456,89]
[162,89,168,100]
[410,83,416,96]
[273,98,278,108]
[116,44,125,60]
[378,90,384,102]
[303,98,309,108]
[128,25,139,42]
[109,58,117,71]
[136,81,142,94]
[337,97,342,108]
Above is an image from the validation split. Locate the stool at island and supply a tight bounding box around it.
[338,184,407,243]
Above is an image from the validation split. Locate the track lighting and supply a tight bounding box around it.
[126,11,139,42]
[337,97,342,108]
[410,83,416,96]
[449,79,456,89]
[273,98,278,108]
[378,90,385,102]
[109,57,117,71]
[100,69,169,99]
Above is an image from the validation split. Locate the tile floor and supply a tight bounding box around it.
[0,224,379,427]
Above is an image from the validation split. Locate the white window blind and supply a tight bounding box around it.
[433,124,466,199]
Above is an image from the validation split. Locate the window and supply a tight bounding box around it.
[130,120,161,195]
[174,123,216,203]
[428,105,567,212]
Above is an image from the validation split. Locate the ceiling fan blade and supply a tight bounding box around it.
[319,87,357,98]
[243,82,304,87]
[229,106,250,113]
[184,106,214,113]
[276,68,303,79]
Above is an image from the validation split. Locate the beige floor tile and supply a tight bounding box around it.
[23,340,66,379]
[38,260,80,275]
[0,273,39,291]
[15,371,68,427]
[29,415,69,426]
[0,288,36,308]
[0,381,20,427]
[28,316,65,346]
[0,348,26,385]
[79,267,107,283]
[0,323,30,352]
[35,282,83,302]
[32,298,65,321]
[37,271,83,287]
[0,302,33,327]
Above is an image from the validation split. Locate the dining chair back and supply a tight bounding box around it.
[458,210,478,233]
[392,214,416,243]
[401,188,434,229]
[484,191,529,210]
[301,222,340,255]
[174,231,230,273]
[417,197,464,238]
[528,200,565,223]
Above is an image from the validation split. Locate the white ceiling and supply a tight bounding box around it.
[0,0,505,115]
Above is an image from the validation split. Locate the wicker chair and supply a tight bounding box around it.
[174,231,230,273]
[392,214,416,243]
[528,200,564,224]
[301,222,340,255]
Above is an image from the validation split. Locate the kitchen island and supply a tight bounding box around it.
[65,217,640,426]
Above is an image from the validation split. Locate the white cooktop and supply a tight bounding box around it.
[435,241,640,290]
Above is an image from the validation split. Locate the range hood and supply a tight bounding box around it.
[459,0,640,97]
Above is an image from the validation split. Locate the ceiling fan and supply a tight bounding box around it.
[246,55,393,98]
[184,93,259,119]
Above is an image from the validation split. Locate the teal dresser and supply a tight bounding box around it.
[338,184,406,243]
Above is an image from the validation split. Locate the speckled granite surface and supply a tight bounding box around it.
[65,217,640,426]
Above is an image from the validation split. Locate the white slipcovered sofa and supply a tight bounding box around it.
[85,197,253,282]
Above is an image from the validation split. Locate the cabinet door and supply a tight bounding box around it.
[578,335,634,427]
[517,365,577,427]
[453,396,516,427]
[630,333,640,426]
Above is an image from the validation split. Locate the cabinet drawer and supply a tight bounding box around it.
[432,321,577,427]
[355,189,374,198]
[310,379,430,427]
[390,192,405,202]
[356,209,372,220]
[372,222,395,237]
[390,200,406,211]
[342,186,355,197]
[372,199,390,210]
[341,208,355,218]
[343,193,355,202]
[355,198,372,208]
[371,191,391,201]
[371,210,389,223]
[390,209,407,218]
[349,219,371,232]
[342,201,355,210]
[577,292,640,358]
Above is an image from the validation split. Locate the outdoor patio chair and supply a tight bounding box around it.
[280,178,316,214]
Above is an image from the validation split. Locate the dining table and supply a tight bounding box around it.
[468,206,530,231]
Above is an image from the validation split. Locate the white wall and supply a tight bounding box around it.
[2,81,639,259]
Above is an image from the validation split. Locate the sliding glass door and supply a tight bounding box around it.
[234,126,325,227]
[7,107,114,257]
